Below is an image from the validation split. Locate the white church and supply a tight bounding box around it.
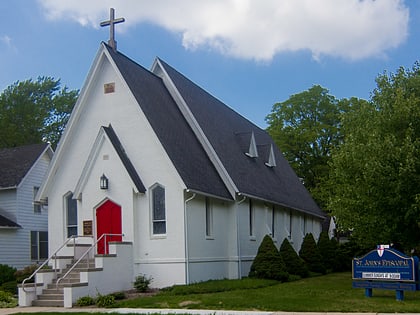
[19,10,324,308]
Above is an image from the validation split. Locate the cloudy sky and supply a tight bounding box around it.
[1,0,419,127]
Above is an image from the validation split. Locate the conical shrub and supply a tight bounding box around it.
[279,238,309,278]
[299,233,326,274]
[317,231,336,272]
[249,235,289,281]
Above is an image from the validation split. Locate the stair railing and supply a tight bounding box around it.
[56,233,124,289]
[22,235,93,292]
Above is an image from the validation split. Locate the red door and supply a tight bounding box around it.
[96,200,122,254]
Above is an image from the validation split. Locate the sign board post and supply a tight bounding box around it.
[352,245,419,301]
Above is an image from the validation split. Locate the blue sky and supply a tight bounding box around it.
[1,0,420,128]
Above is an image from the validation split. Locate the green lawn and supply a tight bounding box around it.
[114,272,420,313]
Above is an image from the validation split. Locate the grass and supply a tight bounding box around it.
[9,272,420,313]
[114,272,420,313]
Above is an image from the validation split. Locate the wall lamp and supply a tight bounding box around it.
[100,174,109,190]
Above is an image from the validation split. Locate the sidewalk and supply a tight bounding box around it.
[0,307,386,315]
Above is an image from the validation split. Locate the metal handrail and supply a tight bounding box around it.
[22,235,93,292]
[56,233,124,289]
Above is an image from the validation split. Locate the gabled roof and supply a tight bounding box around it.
[105,44,232,200]
[74,125,146,198]
[0,212,21,228]
[103,125,146,193]
[0,143,50,189]
[103,43,323,218]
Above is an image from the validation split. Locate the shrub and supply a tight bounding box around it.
[279,238,309,278]
[134,274,153,292]
[111,291,126,300]
[14,264,39,283]
[249,235,289,282]
[76,296,95,306]
[0,265,16,285]
[299,233,326,274]
[95,293,115,307]
[0,290,18,308]
[0,281,17,295]
[317,231,336,272]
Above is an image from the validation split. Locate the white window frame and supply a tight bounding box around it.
[150,184,166,236]
[205,197,213,239]
[65,192,78,238]
[33,186,41,213]
[31,230,48,261]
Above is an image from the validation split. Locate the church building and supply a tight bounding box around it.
[20,11,324,307]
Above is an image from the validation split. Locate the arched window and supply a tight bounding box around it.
[65,192,77,238]
[151,184,166,235]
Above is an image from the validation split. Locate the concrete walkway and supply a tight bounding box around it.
[0,307,410,315]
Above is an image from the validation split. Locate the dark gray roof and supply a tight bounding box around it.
[103,125,146,193]
[0,213,21,228]
[104,44,324,218]
[0,143,49,189]
[106,45,232,200]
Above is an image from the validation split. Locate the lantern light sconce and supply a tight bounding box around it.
[100,174,109,190]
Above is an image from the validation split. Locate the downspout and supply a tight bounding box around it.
[184,191,196,285]
[236,194,246,279]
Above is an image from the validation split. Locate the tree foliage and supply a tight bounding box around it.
[249,235,289,281]
[265,84,366,207]
[279,238,308,278]
[326,64,420,250]
[299,233,326,274]
[0,77,78,148]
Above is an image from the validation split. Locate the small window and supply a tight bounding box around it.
[288,210,293,239]
[66,193,78,238]
[271,205,275,238]
[33,187,41,213]
[31,231,48,261]
[205,197,213,238]
[152,185,166,235]
[249,199,254,237]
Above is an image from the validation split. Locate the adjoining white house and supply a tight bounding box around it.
[20,41,325,307]
[0,143,53,270]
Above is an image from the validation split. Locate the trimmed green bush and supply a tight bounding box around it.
[134,274,153,292]
[317,231,336,271]
[0,281,17,295]
[0,265,16,285]
[249,235,289,282]
[279,238,309,278]
[14,264,38,283]
[299,233,326,274]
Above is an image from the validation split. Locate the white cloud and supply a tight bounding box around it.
[37,0,409,61]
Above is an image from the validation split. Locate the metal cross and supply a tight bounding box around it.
[100,8,125,51]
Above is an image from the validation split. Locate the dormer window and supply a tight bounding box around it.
[245,132,258,158]
[265,144,277,168]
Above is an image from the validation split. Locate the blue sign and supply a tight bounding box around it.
[352,246,416,282]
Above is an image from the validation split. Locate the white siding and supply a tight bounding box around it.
[0,153,50,270]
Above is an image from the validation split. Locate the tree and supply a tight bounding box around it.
[0,77,78,148]
[249,235,289,281]
[279,238,309,278]
[299,233,326,274]
[265,85,366,207]
[326,64,420,250]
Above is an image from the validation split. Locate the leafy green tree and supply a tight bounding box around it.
[326,64,420,250]
[0,77,78,148]
[249,235,289,281]
[265,85,366,207]
[299,233,326,274]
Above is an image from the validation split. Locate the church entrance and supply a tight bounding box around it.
[96,199,122,254]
